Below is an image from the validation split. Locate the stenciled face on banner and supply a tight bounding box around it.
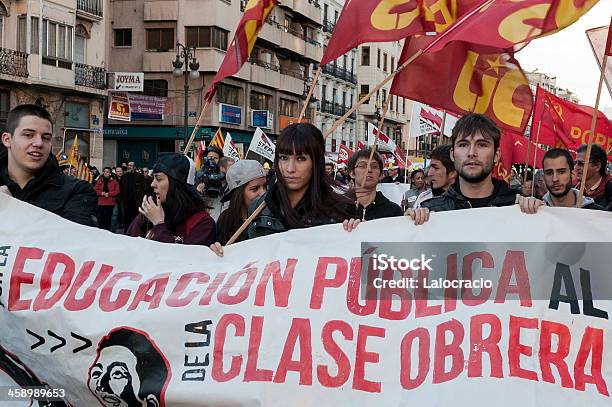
[88,328,170,407]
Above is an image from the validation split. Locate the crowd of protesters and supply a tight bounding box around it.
[2,104,611,253]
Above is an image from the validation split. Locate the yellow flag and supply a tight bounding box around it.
[68,136,79,168]
[210,128,225,149]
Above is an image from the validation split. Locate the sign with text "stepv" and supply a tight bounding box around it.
[113,72,144,92]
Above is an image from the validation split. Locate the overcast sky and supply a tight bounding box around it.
[518,2,611,111]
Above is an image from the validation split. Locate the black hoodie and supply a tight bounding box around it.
[352,191,403,221]
[421,179,519,212]
[0,147,97,226]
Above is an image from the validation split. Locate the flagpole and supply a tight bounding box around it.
[226,196,268,245]
[577,54,608,208]
[439,110,447,141]
[183,98,212,155]
[522,132,532,185]
[299,66,322,121]
[530,117,542,197]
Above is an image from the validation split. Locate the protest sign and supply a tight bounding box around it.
[0,194,611,406]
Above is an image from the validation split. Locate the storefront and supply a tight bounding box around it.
[102,125,258,167]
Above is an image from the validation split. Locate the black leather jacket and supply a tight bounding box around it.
[421,179,519,212]
[0,149,97,226]
[246,183,347,240]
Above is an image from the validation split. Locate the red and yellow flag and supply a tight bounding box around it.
[391,36,533,134]
[67,136,79,168]
[210,128,225,150]
[532,86,612,159]
[205,0,275,101]
[427,0,599,53]
[321,0,481,66]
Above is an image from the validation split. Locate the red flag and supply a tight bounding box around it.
[337,143,354,165]
[391,36,533,134]
[393,145,411,169]
[511,132,546,169]
[494,131,516,182]
[321,0,481,66]
[205,0,275,101]
[427,0,598,53]
[419,107,443,129]
[532,86,612,160]
[356,140,365,150]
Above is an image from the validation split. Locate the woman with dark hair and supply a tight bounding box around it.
[247,123,359,239]
[402,168,427,210]
[127,153,216,245]
[214,160,267,246]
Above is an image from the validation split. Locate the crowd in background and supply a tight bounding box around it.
[2,105,611,255]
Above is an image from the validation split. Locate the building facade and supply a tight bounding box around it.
[356,40,411,154]
[525,69,579,104]
[315,0,357,158]
[0,0,108,167]
[105,0,322,167]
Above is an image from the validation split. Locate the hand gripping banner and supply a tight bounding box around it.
[0,194,611,406]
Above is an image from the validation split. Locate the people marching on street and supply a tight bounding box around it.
[2,103,610,250]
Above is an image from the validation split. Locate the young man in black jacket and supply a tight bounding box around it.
[0,104,97,226]
[348,148,403,220]
[407,113,519,224]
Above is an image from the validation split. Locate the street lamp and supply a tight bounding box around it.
[172,42,200,144]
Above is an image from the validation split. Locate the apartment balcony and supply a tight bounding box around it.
[304,39,322,62]
[322,19,335,33]
[292,0,321,25]
[75,63,106,90]
[0,48,28,79]
[249,58,281,89]
[280,28,306,55]
[280,67,305,95]
[259,18,282,44]
[144,0,178,21]
[320,100,356,120]
[321,63,357,85]
[76,0,103,20]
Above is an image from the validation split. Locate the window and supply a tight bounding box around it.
[351,57,354,74]
[146,28,174,51]
[279,98,297,117]
[342,91,346,107]
[216,83,241,106]
[114,28,132,47]
[31,17,39,54]
[332,88,337,103]
[250,91,271,110]
[402,97,406,115]
[334,10,338,24]
[323,4,328,22]
[187,26,229,50]
[0,3,6,47]
[361,47,370,66]
[321,84,326,101]
[42,20,73,68]
[17,15,27,53]
[74,25,87,64]
[391,56,395,72]
[143,80,168,97]
[360,84,369,100]
[377,49,381,68]
[350,93,353,107]
[343,55,347,71]
[383,52,388,72]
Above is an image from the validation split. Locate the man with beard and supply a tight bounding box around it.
[88,327,170,407]
[407,114,519,224]
[518,148,604,213]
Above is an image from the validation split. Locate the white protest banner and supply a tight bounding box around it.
[367,122,396,152]
[223,132,241,160]
[1,194,611,406]
[248,127,275,161]
[377,183,412,206]
[409,102,459,139]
